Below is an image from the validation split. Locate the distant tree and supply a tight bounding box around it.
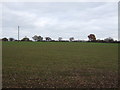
[96,39,101,42]
[58,37,62,41]
[114,40,118,42]
[104,37,114,42]
[21,36,30,41]
[88,34,96,41]
[37,36,43,41]
[2,38,8,41]
[69,37,74,42]
[32,35,38,41]
[45,37,52,41]
[32,35,43,41]
[9,38,14,41]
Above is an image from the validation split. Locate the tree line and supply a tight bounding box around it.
[1,34,119,43]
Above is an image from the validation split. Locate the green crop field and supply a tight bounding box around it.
[2,42,118,88]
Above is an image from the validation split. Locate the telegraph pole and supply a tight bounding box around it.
[18,26,20,41]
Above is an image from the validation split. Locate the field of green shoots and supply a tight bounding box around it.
[2,42,118,88]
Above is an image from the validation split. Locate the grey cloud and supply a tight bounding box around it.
[2,2,118,40]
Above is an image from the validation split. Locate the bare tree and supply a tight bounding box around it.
[58,37,62,41]
[32,35,38,41]
[45,37,52,41]
[69,37,74,42]
[32,35,43,41]
[37,36,43,41]
[104,37,114,42]
[88,34,96,41]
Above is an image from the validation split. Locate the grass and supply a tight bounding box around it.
[2,42,118,88]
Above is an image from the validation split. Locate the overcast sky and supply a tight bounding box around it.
[2,2,118,40]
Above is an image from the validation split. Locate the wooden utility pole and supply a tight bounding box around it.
[18,26,19,41]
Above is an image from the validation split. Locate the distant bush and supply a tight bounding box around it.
[2,38,8,41]
[21,36,30,41]
[9,38,15,41]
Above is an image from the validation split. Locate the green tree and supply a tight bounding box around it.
[9,38,15,41]
[2,38,8,41]
[21,36,30,41]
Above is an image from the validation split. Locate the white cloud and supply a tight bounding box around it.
[34,17,58,28]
